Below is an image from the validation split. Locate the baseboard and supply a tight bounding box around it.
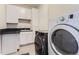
[20,42,34,47]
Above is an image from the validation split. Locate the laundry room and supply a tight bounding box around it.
[0,4,79,55]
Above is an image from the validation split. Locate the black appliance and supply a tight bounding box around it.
[35,31,48,55]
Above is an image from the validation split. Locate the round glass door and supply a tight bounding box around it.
[52,29,78,55]
[50,25,79,55]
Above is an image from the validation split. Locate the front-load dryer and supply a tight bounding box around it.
[48,12,79,55]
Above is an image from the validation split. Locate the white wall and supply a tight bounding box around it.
[38,4,48,31]
[48,4,79,20]
[32,8,39,31]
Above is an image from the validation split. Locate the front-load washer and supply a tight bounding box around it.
[35,31,48,55]
[48,12,79,55]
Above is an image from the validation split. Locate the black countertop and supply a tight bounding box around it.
[0,28,32,34]
[35,30,48,33]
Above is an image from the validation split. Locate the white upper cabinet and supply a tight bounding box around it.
[0,5,6,29]
[18,7,32,19]
[6,5,32,23]
[6,5,19,23]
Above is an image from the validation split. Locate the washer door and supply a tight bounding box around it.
[49,25,79,55]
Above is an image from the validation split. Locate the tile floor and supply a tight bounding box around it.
[5,43,35,55]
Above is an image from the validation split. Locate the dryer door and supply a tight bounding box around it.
[49,25,79,55]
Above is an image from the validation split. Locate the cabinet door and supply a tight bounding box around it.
[6,5,19,23]
[2,34,19,54]
[20,32,33,45]
[0,5,6,29]
[0,35,1,54]
[19,7,32,19]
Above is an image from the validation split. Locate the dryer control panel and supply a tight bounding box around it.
[69,14,73,19]
[57,16,67,24]
[60,16,65,21]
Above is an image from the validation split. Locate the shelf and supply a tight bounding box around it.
[18,18,31,23]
